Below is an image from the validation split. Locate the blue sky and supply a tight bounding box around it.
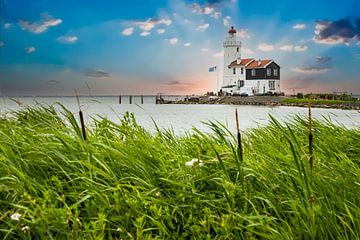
[0,0,359,95]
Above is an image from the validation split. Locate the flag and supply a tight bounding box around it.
[209,66,217,72]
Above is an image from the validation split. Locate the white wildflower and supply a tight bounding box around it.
[10,213,21,221]
[185,158,203,167]
[21,226,30,232]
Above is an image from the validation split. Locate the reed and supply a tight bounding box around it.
[0,106,359,239]
[235,108,243,164]
[75,91,87,141]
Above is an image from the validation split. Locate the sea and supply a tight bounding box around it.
[0,96,359,135]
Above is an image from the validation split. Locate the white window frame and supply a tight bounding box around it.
[267,68,271,76]
[274,69,278,76]
[251,69,256,76]
[269,81,275,90]
[238,80,244,88]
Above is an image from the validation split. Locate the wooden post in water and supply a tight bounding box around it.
[119,95,122,104]
[141,95,144,104]
[129,95,132,104]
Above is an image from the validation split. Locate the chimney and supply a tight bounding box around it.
[258,59,262,66]
[236,57,241,64]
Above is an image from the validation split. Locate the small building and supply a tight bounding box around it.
[221,26,281,95]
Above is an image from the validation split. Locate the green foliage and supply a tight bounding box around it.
[304,93,357,101]
[296,93,304,99]
[0,106,359,239]
[282,98,352,105]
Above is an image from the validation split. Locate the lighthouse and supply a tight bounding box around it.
[222,26,241,88]
[220,26,281,95]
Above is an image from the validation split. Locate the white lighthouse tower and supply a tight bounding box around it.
[222,26,241,88]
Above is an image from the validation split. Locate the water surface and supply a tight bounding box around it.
[1,96,359,134]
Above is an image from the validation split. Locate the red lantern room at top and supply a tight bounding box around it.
[228,26,237,35]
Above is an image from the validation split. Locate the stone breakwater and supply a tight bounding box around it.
[164,96,360,110]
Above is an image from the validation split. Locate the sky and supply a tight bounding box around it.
[0,0,359,96]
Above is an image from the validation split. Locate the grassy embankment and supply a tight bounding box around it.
[0,106,359,239]
[281,98,354,105]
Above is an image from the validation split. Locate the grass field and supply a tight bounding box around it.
[0,106,359,239]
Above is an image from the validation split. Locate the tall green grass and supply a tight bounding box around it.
[0,105,359,239]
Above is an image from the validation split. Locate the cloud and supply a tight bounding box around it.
[279,45,294,51]
[242,48,254,55]
[184,19,192,24]
[4,23,12,29]
[132,18,172,32]
[83,70,110,78]
[162,80,181,85]
[201,48,209,52]
[19,12,62,34]
[258,43,274,52]
[140,31,151,37]
[184,42,191,47]
[313,18,360,45]
[196,23,210,31]
[191,3,215,15]
[293,24,306,30]
[190,3,222,19]
[211,11,222,19]
[25,46,36,53]
[237,29,250,39]
[315,56,332,63]
[212,50,224,58]
[278,44,308,52]
[46,80,61,84]
[57,35,78,44]
[223,16,231,26]
[294,45,308,52]
[122,27,134,36]
[292,66,330,74]
[157,29,166,34]
[168,38,178,45]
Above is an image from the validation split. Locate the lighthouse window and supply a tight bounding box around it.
[237,47,239,52]
[233,68,236,75]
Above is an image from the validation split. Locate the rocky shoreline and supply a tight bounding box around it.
[162,96,360,110]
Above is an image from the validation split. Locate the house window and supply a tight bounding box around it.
[241,68,244,74]
[269,81,275,90]
[274,69,278,76]
[237,47,239,52]
[251,69,256,76]
[233,68,236,75]
[238,80,244,88]
[267,68,271,76]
